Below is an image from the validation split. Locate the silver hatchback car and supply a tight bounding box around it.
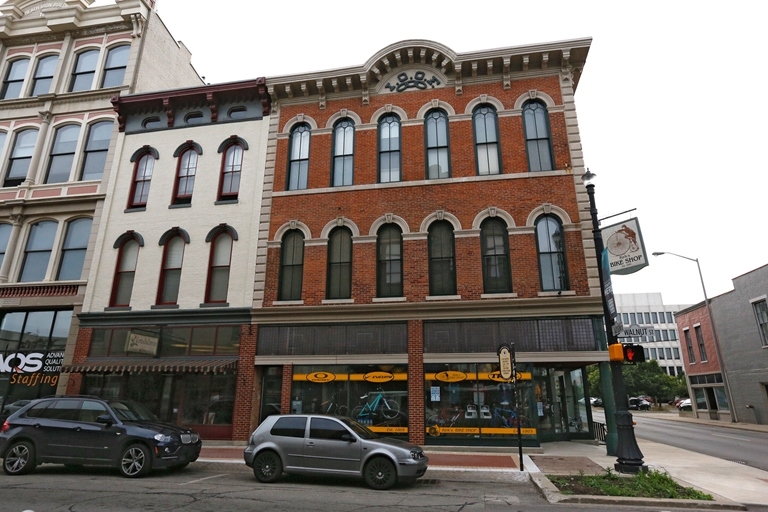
[243,414,428,490]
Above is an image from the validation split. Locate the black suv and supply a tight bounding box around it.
[0,396,201,477]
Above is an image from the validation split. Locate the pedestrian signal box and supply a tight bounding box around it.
[622,343,645,364]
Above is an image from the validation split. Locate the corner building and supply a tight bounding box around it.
[257,39,606,446]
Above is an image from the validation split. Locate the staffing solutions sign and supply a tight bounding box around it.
[602,218,649,275]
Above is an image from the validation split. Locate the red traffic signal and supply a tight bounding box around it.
[622,343,645,364]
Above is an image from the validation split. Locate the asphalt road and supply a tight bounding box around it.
[592,409,768,472]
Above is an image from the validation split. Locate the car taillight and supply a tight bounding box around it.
[1,420,9,433]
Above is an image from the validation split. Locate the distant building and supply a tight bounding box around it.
[614,293,690,376]
[676,263,768,424]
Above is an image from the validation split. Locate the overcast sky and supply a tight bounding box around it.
[136,1,766,306]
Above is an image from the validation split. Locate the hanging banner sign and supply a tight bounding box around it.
[602,218,649,275]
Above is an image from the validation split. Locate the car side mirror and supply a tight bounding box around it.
[341,433,356,443]
[96,414,113,426]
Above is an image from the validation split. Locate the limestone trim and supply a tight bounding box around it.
[419,210,462,233]
[525,203,573,227]
[320,217,360,239]
[369,104,409,124]
[324,109,363,129]
[463,95,505,115]
[416,100,456,120]
[471,207,516,230]
[272,220,312,241]
[368,213,411,236]
[281,114,318,134]
[513,90,557,110]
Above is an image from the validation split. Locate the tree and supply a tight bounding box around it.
[622,360,680,404]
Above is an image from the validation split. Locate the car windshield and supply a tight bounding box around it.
[108,400,159,422]
[338,416,380,439]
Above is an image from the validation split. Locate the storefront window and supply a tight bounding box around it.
[190,327,215,355]
[0,312,25,351]
[714,386,729,411]
[215,325,240,355]
[161,327,191,356]
[20,311,54,350]
[694,388,708,410]
[260,366,282,419]
[50,310,72,350]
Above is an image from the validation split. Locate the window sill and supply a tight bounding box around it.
[199,302,230,308]
[272,300,304,305]
[124,206,146,213]
[104,306,131,311]
[372,297,406,303]
[480,293,518,299]
[426,295,461,301]
[214,199,238,205]
[321,299,354,304]
[151,304,179,309]
[168,203,191,209]
[537,290,576,297]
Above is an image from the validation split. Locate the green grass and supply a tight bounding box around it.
[548,469,713,500]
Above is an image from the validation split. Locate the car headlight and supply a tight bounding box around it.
[154,433,172,443]
[410,449,425,460]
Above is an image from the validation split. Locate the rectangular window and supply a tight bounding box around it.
[651,312,658,324]
[622,313,629,324]
[643,348,650,360]
[661,330,669,341]
[654,329,661,340]
[658,349,665,359]
[665,348,672,359]
[650,348,657,359]
[753,299,768,347]
[630,313,636,324]
[673,347,680,359]
[684,329,695,363]
[694,325,708,361]
[669,329,677,341]
[643,312,651,324]
[666,312,674,323]
[676,366,683,376]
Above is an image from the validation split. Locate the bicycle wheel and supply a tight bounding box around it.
[351,406,364,420]
[380,399,400,419]
[607,232,630,256]
[337,406,349,417]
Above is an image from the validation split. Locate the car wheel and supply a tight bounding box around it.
[119,444,151,478]
[364,457,396,490]
[3,440,36,476]
[252,450,282,483]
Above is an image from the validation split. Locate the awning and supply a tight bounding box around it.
[59,357,240,375]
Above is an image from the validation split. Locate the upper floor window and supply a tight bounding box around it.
[377,224,403,298]
[80,121,113,181]
[129,152,155,208]
[228,107,247,119]
[46,124,80,184]
[174,147,199,205]
[206,231,233,303]
[752,299,768,347]
[278,230,304,301]
[111,235,140,307]
[4,128,38,188]
[101,45,129,88]
[185,112,204,125]
[157,234,186,305]
[428,220,456,296]
[32,55,58,96]
[694,325,708,361]
[327,227,352,299]
[535,215,569,291]
[684,329,695,363]
[473,105,501,175]
[480,217,511,293]
[219,143,242,201]
[378,114,401,183]
[70,50,99,92]
[56,218,92,280]
[425,109,450,179]
[332,119,354,186]
[142,116,162,130]
[1,59,29,100]
[19,220,58,282]
[522,100,554,172]
[287,123,310,190]
[0,223,12,270]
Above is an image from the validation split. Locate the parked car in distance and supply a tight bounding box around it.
[0,396,201,477]
[628,397,651,411]
[678,398,692,411]
[589,397,603,407]
[1,400,32,416]
[244,414,428,490]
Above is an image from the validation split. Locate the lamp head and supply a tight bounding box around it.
[652,252,664,256]
[581,168,596,186]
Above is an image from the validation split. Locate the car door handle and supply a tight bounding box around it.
[305,442,315,448]
[33,423,41,428]
[75,427,82,432]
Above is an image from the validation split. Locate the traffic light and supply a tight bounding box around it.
[622,343,645,364]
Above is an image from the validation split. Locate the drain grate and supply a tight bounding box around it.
[731,461,747,465]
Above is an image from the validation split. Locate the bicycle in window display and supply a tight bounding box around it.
[491,404,531,429]
[351,390,400,423]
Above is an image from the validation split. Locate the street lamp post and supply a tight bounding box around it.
[582,169,647,473]
[651,252,737,422]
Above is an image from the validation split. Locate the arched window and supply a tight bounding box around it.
[428,220,456,295]
[111,235,141,307]
[57,218,92,280]
[46,125,80,184]
[327,227,352,299]
[480,217,511,293]
[425,109,450,179]
[219,143,242,201]
[332,119,354,186]
[206,231,233,303]
[32,55,58,96]
[101,45,130,88]
[80,121,113,181]
[473,105,501,175]
[4,128,38,187]
[535,215,568,291]
[287,123,310,190]
[523,100,554,172]
[70,49,99,92]
[278,230,304,301]
[157,235,186,305]
[377,224,403,298]
[19,220,58,282]
[1,58,29,99]
[174,147,199,205]
[0,223,11,270]
[129,152,154,208]
[378,114,401,183]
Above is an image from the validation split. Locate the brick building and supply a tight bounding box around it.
[0,0,202,414]
[255,39,606,446]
